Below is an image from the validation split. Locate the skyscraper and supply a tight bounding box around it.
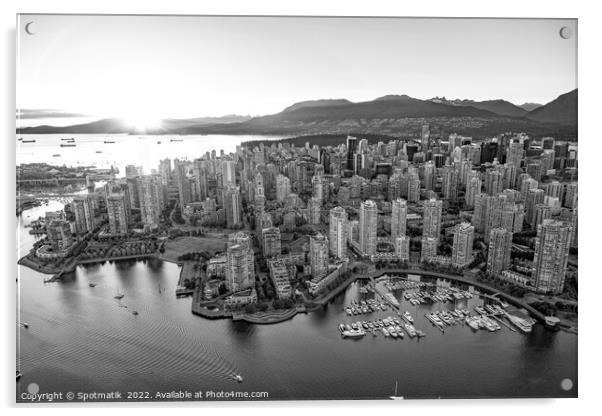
[46,219,74,250]
[72,195,94,234]
[221,160,236,187]
[533,204,552,230]
[276,174,291,202]
[423,161,435,191]
[526,188,546,226]
[407,172,421,203]
[519,177,538,202]
[174,162,192,208]
[391,198,407,241]
[422,198,442,240]
[395,236,410,262]
[346,135,357,170]
[506,141,524,168]
[106,194,129,235]
[441,165,459,201]
[486,228,512,274]
[359,200,378,256]
[225,244,254,292]
[308,197,322,225]
[138,176,163,229]
[328,206,348,259]
[451,222,474,267]
[485,170,503,196]
[309,233,329,278]
[532,219,572,294]
[159,158,172,185]
[223,185,243,228]
[421,237,438,262]
[262,227,281,258]
[311,174,323,202]
[465,176,482,209]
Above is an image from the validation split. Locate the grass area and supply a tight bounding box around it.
[162,236,227,262]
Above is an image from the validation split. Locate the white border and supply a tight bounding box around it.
[2,0,598,414]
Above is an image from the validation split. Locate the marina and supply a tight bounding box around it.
[338,276,535,341]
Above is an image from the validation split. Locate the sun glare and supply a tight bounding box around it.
[127,115,162,132]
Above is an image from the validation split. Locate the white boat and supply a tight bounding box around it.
[466,316,480,331]
[404,323,417,338]
[505,313,534,333]
[394,326,405,339]
[342,329,366,339]
[233,374,243,383]
[403,311,414,323]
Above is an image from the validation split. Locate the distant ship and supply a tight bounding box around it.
[21,139,36,143]
[157,141,162,144]
[170,138,183,142]
[114,294,124,299]
[233,374,243,383]
[60,143,76,147]
[52,154,61,157]
[104,140,115,144]
[89,283,96,287]
[16,371,22,381]
[95,151,102,153]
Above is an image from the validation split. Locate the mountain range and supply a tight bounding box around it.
[17,89,577,138]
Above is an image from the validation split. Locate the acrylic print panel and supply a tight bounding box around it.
[16,14,578,402]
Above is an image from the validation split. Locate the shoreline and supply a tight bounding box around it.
[19,251,577,332]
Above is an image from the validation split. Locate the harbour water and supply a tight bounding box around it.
[16,135,578,401]
[17,134,283,179]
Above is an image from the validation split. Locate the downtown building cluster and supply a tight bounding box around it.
[35,127,577,301]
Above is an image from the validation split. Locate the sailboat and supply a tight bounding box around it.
[389,380,404,400]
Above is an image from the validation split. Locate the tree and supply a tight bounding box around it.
[218,283,228,296]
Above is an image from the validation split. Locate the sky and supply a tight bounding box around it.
[16,15,577,127]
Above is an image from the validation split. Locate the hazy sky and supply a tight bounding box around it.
[17,15,577,125]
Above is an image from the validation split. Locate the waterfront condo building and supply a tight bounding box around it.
[225,244,255,293]
[486,228,513,274]
[328,206,348,259]
[532,219,573,294]
[359,199,378,256]
[72,195,94,234]
[46,219,74,250]
[309,232,329,279]
[451,222,474,267]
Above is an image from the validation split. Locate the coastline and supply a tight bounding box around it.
[19,249,577,332]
